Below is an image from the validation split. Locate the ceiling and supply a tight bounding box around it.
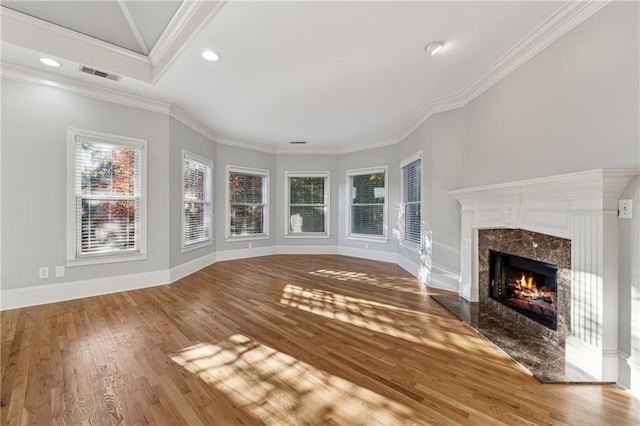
[0,1,609,152]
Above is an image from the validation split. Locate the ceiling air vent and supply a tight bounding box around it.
[289,141,307,145]
[79,65,122,82]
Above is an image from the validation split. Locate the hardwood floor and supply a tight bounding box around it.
[2,255,639,425]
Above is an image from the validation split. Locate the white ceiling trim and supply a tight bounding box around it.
[0,61,171,113]
[217,137,278,154]
[0,6,152,82]
[117,0,149,55]
[170,104,219,142]
[149,0,226,82]
[394,0,611,143]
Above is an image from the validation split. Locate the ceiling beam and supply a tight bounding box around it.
[117,0,149,55]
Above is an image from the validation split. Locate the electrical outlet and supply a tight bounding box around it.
[55,266,65,277]
[619,199,633,219]
[39,267,49,279]
[248,242,253,249]
[365,243,369,250]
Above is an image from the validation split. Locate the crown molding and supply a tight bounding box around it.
[0,6,152,82]
[0,61,225,143]
[394,0,611,144]
[0,61,171,113]
[149,0,227,82]
[169,104,219,142]
[217,137,278,154]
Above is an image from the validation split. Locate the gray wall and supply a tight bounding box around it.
[169,118,217,268]
[456,1,639,187]
[1,79,170,289]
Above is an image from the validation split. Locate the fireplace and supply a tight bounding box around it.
[489,250,557,330]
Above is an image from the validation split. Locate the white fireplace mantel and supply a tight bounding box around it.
[448,168,638,381]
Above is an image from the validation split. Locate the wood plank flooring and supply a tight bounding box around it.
[2,255,639,425]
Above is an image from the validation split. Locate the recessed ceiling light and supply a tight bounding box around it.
[201,50,220,62]
[39,57,61,67]
[425,41,445,56]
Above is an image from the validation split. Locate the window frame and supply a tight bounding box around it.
[225,165,270,241]
[66,127,148,266]
[400,151,422,252]
[181,150,214,252]
[284,171,330,239]
[346,165,388,243]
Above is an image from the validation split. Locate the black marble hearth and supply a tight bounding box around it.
[431,294,598,383]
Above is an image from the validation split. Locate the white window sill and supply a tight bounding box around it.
[67,252,148,267]
[225,235,270,242]
[181,240,213,253]
[284,234,331,239]
[346,235,389,243]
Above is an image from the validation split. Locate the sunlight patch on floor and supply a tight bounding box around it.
[310,269,424,294]
[279,283,458,349]
[171,335,414,425]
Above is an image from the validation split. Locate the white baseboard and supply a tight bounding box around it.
[1,246,463,311]
[337,246,398,264]
[170,252,217,282]
[617,352,640,399]
[397,255,420,278]
[276,245,338,255]
[566,335,618,382]
[1,270,171,310]
[429,263,462,292]
[215,246,276,262]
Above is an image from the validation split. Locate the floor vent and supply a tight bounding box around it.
[79,65,122,82]
[289,141,307,145]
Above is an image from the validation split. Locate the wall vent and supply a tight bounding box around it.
[79,65,122,82]
[289,141,307,145]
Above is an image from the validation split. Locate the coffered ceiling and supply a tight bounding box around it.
[0,1,610,153]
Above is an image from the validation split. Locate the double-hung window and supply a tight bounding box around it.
[67,128,147,265]
[401,152,422,249]
[285,172,330,237]
[226,166,269,239]
[347,166,388,241]
[183,151,213,250]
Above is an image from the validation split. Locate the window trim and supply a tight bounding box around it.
[225,165,270,241]
[66,127,148,266]
[400,151,423,252]
[346,165,389,242]
[181,150,214,253]
[284,171,331,239]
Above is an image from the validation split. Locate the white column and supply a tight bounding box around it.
[459,204,478,302]
[565,211,618,381]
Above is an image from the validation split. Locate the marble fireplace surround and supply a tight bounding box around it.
[449,169,637,382]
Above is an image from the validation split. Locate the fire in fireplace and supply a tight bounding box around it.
[489,250,558,330]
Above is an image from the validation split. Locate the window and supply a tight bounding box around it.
[401,152,422,249]
[67,128,147,265]
[183,151,213,251]
[347,166,388,241]
[226,166,269,239]
[285,172,330,237]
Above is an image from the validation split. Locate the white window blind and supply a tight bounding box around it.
[287,173,329,235]
[228,168,268,237]
[183,152,212,249]
[402,157,421,247]
[73,137,143,259]
[348,168,387,238]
